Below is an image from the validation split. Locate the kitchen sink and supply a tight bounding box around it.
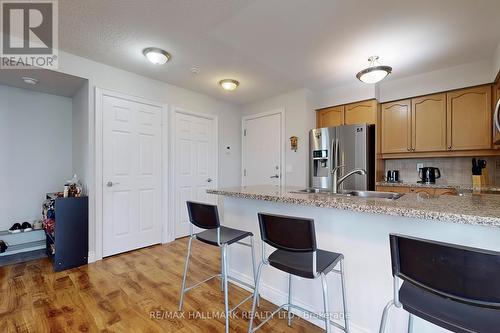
[340,190,404,200]
[290,188,404,200]
[289,188,325,194]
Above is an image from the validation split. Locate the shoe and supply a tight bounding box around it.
[0,240,7,253]
[21,222,32,232]
[33,220,43,230]
[8,223,22,234]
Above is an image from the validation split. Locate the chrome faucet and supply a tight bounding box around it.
[331,165,367,194]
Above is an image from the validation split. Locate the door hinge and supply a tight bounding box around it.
[243,169,247,176]
[244,129,247,136]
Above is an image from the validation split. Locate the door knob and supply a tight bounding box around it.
[206,178,213,183]
[270,174,279,179]
[106,181,119,187]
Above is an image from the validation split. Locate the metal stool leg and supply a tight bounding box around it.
[320,273,332,333]
[287,274,293,327]
[221,247,225,292]
[179,236,194,311]
[407,313,413,333]
[222,244,230,333]
[248,261,264,333]
[379,300,395,333]
[250,236,260,307]
[340,259,349,332]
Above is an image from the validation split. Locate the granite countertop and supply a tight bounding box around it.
[207,186,500,228]
[376,181,500,193]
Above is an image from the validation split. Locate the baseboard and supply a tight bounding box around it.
[229,268,371,333]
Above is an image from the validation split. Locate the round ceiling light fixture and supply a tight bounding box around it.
[21,76,38,85]
[219,79,239,91]
[356,56,392,84]
[143,47,171,65]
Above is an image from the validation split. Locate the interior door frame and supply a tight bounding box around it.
[241,108,286,187]
[169,106,219,240]
[94,87,168,261]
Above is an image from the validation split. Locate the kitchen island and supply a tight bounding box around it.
[208,186,500,333]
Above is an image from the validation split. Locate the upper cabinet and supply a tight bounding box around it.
[381,100,411,153]
[316,105,344,128]
[382,85,496,157]
[412,93,447,152]
[316,99,377,128]
[447,86,491,151]
[344,100,377,125]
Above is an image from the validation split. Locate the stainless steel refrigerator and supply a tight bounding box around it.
[309,124,375,191]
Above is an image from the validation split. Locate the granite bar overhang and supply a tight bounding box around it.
[208,186,500,228]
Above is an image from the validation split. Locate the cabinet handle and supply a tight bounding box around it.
[412,148,416,151]
[407,147,411,151]
[448,146,452,150]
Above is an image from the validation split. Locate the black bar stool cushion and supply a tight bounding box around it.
[268,249,343,279]
[400,281,500,333]
[196,226,253,246]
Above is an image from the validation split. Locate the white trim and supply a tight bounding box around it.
[229,268,369,333]
[94,87,166,260]
[161,104,171,244]
[241,108,286,187]
[170,106,219,240]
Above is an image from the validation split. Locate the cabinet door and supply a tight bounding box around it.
[316,105,344,128]
[345,100,377,125]
[447,86,492,151]
[412,94,447,152]
[493,81,500,145]
[381,100,411,154]
[376,186,409,193]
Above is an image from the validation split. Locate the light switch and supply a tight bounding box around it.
[416,163,424,171]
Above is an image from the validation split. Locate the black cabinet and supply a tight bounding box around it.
[45,196,88,272]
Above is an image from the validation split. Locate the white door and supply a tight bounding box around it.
[173,110,217,238]
[242,110,283,186]
[102,95,162,257]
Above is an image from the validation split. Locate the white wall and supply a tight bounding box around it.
[72,81,90,194]
[241,89,315,187]
[313,59,495,108]
[0,85,73,231]
[377,59,494,102]
[494,41,500,78]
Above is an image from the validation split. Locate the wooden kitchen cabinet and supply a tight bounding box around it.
[344,100,377,125]
[412,94,447,152]
[376,185,457,196]
[447,86,492,151]
[381,100,411,154]
[316,105,344,128]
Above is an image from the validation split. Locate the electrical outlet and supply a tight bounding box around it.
[416,162,424,171]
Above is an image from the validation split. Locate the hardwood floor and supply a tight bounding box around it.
[0,238,323,332]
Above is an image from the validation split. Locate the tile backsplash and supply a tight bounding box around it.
[385,157,500,186]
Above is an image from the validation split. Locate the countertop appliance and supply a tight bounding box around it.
[386,170,400,183]
[309,124,375,191]
[418,167,441,184]
[494,96,500,145]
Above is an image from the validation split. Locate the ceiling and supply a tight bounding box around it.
[0,67,87,97]
[58,0,500,104]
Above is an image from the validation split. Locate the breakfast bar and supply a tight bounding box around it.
[208,186,500,333]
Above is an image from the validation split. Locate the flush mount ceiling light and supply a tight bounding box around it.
[219,79,239,91]
[143,47,171,65]
[21,76,38,85]
[356,56,392,84]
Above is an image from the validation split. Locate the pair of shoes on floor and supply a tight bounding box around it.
[9,222,32,233]
[0,240,7,253]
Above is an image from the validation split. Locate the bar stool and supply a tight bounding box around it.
[248,213,349,333]
[379,234,500,333]
[179,201,258,333]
